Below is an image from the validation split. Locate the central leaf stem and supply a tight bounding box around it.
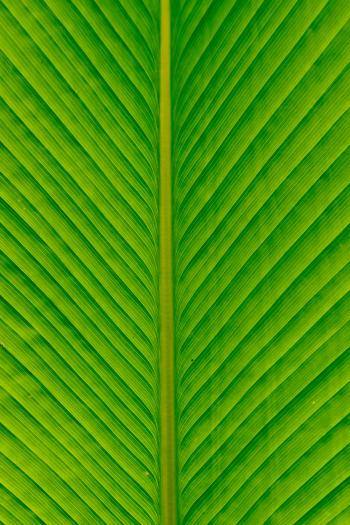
[159,0,176,523]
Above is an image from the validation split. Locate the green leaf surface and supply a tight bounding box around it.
[1,0,349,523]
[172,0,350,523]
[0,0,160,523]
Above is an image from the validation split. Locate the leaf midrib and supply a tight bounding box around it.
[159,0,176,523]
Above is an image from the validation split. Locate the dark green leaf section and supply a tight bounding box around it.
[0,1,160,523]
[172,0,350,523]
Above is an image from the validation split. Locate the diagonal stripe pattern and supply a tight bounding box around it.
[0,0,160,523]
[1,0,350,523]
[172,0,350,523]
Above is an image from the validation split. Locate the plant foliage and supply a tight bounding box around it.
[1,0,349,523]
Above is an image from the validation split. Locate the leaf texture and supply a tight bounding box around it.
[1,0,350,524]
[0,1,160,523]
[172,0,350,523]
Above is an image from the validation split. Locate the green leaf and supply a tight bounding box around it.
[0,0,160,523]
[172,0,350,523]
[1,1,349,524]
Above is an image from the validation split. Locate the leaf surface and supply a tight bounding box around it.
[172,0,350,523]
[1,1,350,524]
[0,1,160,523]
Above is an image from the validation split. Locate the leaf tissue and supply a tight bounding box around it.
[1,0,349,523]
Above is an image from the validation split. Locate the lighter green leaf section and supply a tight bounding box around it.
[172,0,350,523]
